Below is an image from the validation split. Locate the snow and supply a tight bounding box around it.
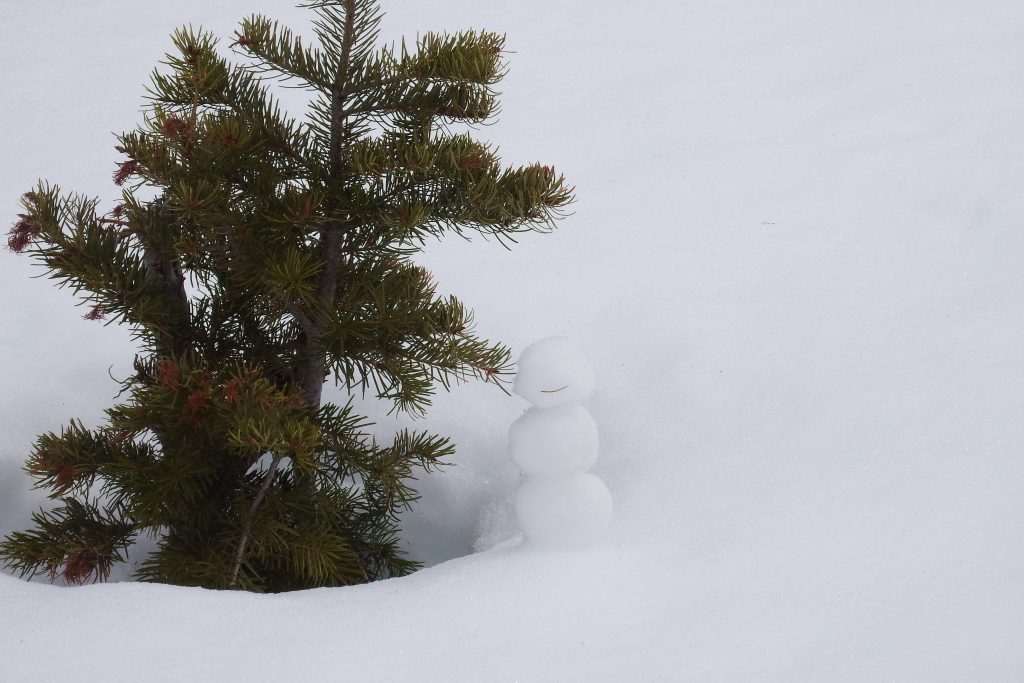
[512,336,597,409]
[510,337,611,547]
[515,473,613,548]
[3,0,1024,680]
[509,402,599,476]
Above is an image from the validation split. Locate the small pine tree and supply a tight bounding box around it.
[1,0,572,591]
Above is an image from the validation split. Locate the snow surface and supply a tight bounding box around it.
[3,0,1024,680]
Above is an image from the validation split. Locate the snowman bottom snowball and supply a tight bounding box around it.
[514,473,613,548]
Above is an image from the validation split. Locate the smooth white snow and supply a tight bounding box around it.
[2,0,1024,680]
[513,336,597,409]
[509,403,599,476]
[515,473,613,548]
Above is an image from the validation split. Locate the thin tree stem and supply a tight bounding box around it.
[229,453,283,587]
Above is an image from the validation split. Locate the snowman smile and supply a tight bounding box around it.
[540,384,569,393]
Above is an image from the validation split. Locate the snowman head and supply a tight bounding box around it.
[513,336,596,408]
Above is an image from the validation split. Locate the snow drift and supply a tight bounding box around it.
[1,0,1023,679]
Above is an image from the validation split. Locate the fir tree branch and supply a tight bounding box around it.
[234,15,332,91]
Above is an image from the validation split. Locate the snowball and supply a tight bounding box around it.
[509,403,599,476]
[513,336,596,408]
[514,473,613,548]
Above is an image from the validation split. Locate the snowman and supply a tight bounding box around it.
[510,337,613,548]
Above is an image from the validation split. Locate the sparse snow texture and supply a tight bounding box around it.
[3,0,1024,681]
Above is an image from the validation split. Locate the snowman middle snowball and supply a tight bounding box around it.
[509,403,598,477]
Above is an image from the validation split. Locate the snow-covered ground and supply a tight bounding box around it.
[3,0,1024,679]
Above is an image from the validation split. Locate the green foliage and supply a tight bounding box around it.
[1,0,571,591]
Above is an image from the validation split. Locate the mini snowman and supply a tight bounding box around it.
[510,337,613,548]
